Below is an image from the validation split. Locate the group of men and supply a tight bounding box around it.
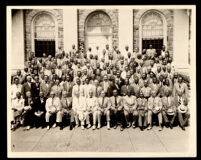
[10,44,190,132]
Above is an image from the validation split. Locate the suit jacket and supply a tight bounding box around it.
[40,82,52,98]
[60,81,73,97]
[121,85,134,96]
[97,97,111,110]
[32,82,40,99]
[21,82,33,99]
[33,97,46,112]
[110,96,122,109]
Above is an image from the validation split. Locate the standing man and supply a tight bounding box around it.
[21,75,34,99]
[40,75,52,98]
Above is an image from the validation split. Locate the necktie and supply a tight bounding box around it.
[78,85,80,96]
[115,96,117,106]
[102,97,105,107]
[95,87,98,97]
[52,98,54,105]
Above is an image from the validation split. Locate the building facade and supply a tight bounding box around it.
[11,8,192,73]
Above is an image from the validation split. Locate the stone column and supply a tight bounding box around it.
[173,9,189,70]
[63,9,78,53]
[11,10,25,72]
[118,9,133,56]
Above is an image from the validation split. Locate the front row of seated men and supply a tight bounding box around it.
[11,85,190,132]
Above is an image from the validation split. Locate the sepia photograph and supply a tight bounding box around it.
[7,5,196,157]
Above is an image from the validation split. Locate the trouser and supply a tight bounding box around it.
[74,110,86,126]
[111,109,125,127]
[124,110,138,125]
[162,111,176,124]
[148,110,162,126]
[33,112,45,127]
[11,109,23,122]
[24,110,34,127]
[45,111,63,123]
[178,112,190,127]
[62,109,75,124]
[138,111,148,127]
[86,111,98,125]
[97,110,110,124]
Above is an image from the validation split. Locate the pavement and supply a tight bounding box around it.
[11,125,190,152]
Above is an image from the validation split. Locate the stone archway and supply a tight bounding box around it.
[133,9,173,55]
[78,9,118,52]
[24,9,63,59]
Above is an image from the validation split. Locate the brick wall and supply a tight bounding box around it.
[133,9,174,57]
[78,9,119,52]
[24,9,63,60]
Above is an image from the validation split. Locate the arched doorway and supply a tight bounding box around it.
[32,13,56,57]
[84,11,112,53]
[140,11,167,54]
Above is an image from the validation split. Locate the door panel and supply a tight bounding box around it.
[35,40,55,57]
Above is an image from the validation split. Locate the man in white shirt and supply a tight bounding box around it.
[85,90,99,130]
[11,77,22,105]
[45,91,62,130]
[11,92,24,130]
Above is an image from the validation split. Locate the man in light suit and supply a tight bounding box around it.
[147,91,163,131]
[100,75,110,96]
[85,90,99,130]
[45,91,62,130]
[60,91,74,130]
[122,89,138,128]
[161,90,176,129]
[97,91,111,130]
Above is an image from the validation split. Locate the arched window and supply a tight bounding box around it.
[85,11,112,52]
[33,13,56,57]
[140,11,166,54]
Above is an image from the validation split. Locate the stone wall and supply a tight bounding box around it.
[133,9,174,57]
[78,9,118,52]
[24,9,63,60]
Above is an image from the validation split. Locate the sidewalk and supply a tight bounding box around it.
[11,125,190,152]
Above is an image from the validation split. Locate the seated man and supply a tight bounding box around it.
[137,91,148,131]
[45,91,62,130]
[11,92,24,130]
[161,90,176,129]
[109,89,124,130]
[147,91,163,131]
[97,91,111,130]
[23,91,35,130]
[73,90,87,129]
[122,89,138,128]
[176,96,190,131]
[33,92,46,128]
[85,90,99,130]
[60,91,74,130]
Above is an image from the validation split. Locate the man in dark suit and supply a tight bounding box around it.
[33,91,46,128]
[121,78,134,96]
[32,75,40,100]
[21,75,34,99]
